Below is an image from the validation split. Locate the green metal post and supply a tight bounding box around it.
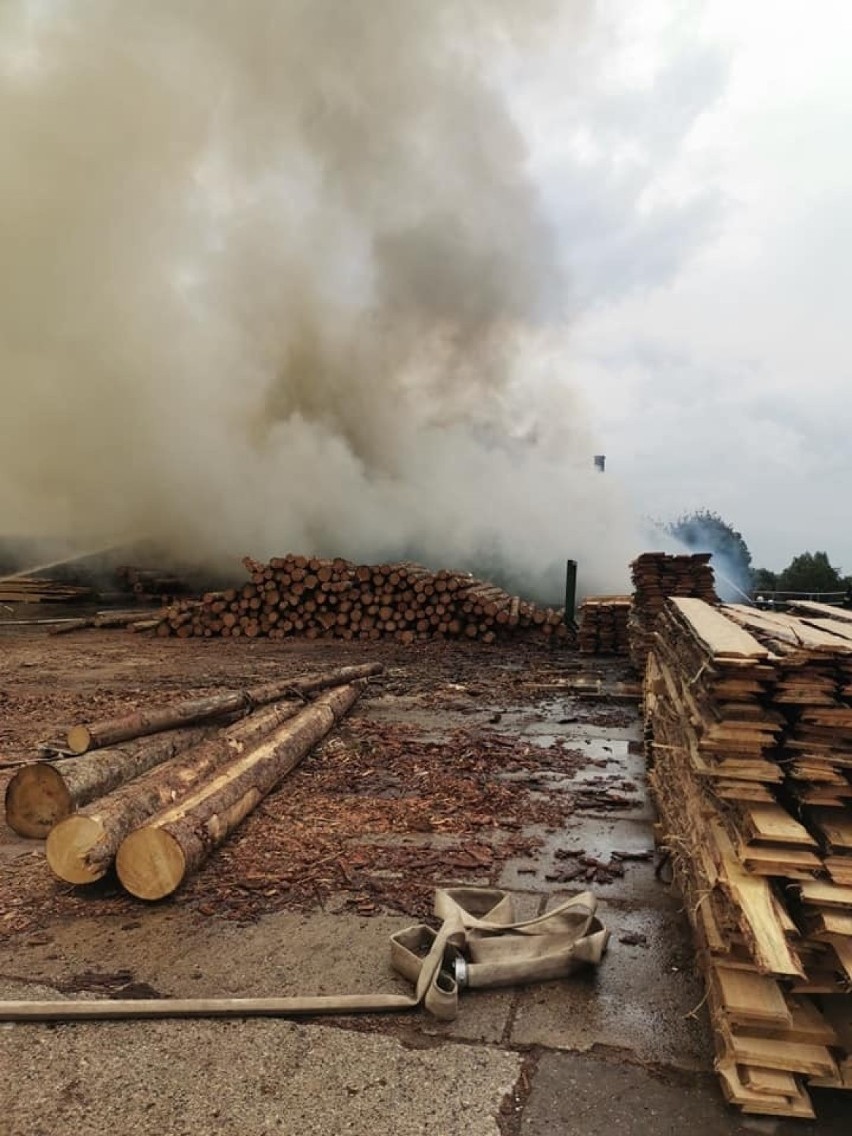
[564,559,577,626]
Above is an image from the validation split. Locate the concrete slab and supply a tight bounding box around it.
[510,896,712,1071]
[0,982,521,1136]
[520,1050,852,1136]
[496,738,653,822]
[422,986,517,1045]
[0,908,416,1000]
[497,817,659,900]
[536,721,644,744]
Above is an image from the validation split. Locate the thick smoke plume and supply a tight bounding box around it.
[0,0,637,601]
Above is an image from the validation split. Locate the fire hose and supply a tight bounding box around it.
[0,887,608,1023]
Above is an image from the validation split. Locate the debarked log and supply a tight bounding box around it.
[65,662,383,753]
[44,698,308,883]
[115,683,360,900]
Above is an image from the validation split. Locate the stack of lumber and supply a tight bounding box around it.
[115,565,189,601]
[721,604,852,886]
[645,597,852,1117]
[4,663,379,899]
[0,577,93,604]
[577,596,631,655]
[155,555,570,645]
[628,552,717,671]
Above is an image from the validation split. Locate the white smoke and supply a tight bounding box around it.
[0,0,638,602]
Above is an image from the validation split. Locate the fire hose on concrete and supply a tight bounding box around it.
[0,887,608,1023]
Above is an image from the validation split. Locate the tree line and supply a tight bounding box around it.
[665,510,850,597]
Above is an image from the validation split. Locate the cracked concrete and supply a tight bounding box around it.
[1,641,848,1134]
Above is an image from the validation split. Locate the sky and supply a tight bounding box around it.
[514,0,852,574]
[1,0,849,591]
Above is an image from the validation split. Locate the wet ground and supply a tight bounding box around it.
[0,628,848,1134]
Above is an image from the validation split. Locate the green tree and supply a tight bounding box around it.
[776,551,844,594]
[666,509,753,592]
[752,567,778,593]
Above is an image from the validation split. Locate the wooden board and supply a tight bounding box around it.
[808,909,852,939]
[802,618,852,643]
[738,843,823,878]
[826,857,852,887]
[742,997,838,1046]
[717,1018,837,1077]
[741,1065,800,1097]
[670,598,770,658]
[711,822,804,978]
[826,935,852,982]
[742,804,817,848]
[811,809,852,852]
[788,600,852,624]
[725,604,852,653]
[716,1057,815,1117]
[797,881,852,909]
[713,965,790,1028]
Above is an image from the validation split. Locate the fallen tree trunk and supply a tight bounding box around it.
[116,683,360,899]
[45,698,308,883]
[5,724,224,839]
[65,661,383,753]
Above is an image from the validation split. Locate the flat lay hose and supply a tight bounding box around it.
[0,887,608,1023]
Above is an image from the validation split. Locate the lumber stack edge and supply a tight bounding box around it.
[645,597,852,1117]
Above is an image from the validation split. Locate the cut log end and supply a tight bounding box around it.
[4,764,74,839]
[116,828,186,901]
[45,815,109,884]
[66,725,94,755]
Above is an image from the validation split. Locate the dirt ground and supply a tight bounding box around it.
[0,627,849,1135]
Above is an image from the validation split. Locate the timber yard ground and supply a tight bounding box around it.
[0,627,849,1136]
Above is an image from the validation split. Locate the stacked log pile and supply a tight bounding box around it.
[628,552,717,671]
[645,598,852,1117]
[115,565,189,602]
[4,663,380,898]
[155,555,570,645]
[577,596,631,655]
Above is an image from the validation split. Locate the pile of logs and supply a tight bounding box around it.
[645,598,852,1118]
[628,552,717,671]
[0,577,93,604]
[577,596,631,656]
[115,565,189,602]
[4,663,380,899]
[154,555,570,645]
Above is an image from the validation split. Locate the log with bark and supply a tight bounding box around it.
[49,610,164,636]
[45,697,309,884]
[64,661,383,753]
[5,724,224,839]
[115,683,361,899]
[155,554,572,647]
[7,662,382,838]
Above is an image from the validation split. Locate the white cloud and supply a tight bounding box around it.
[518,0,852,572]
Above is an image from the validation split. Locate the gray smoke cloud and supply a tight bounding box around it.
[0,0,638,601]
